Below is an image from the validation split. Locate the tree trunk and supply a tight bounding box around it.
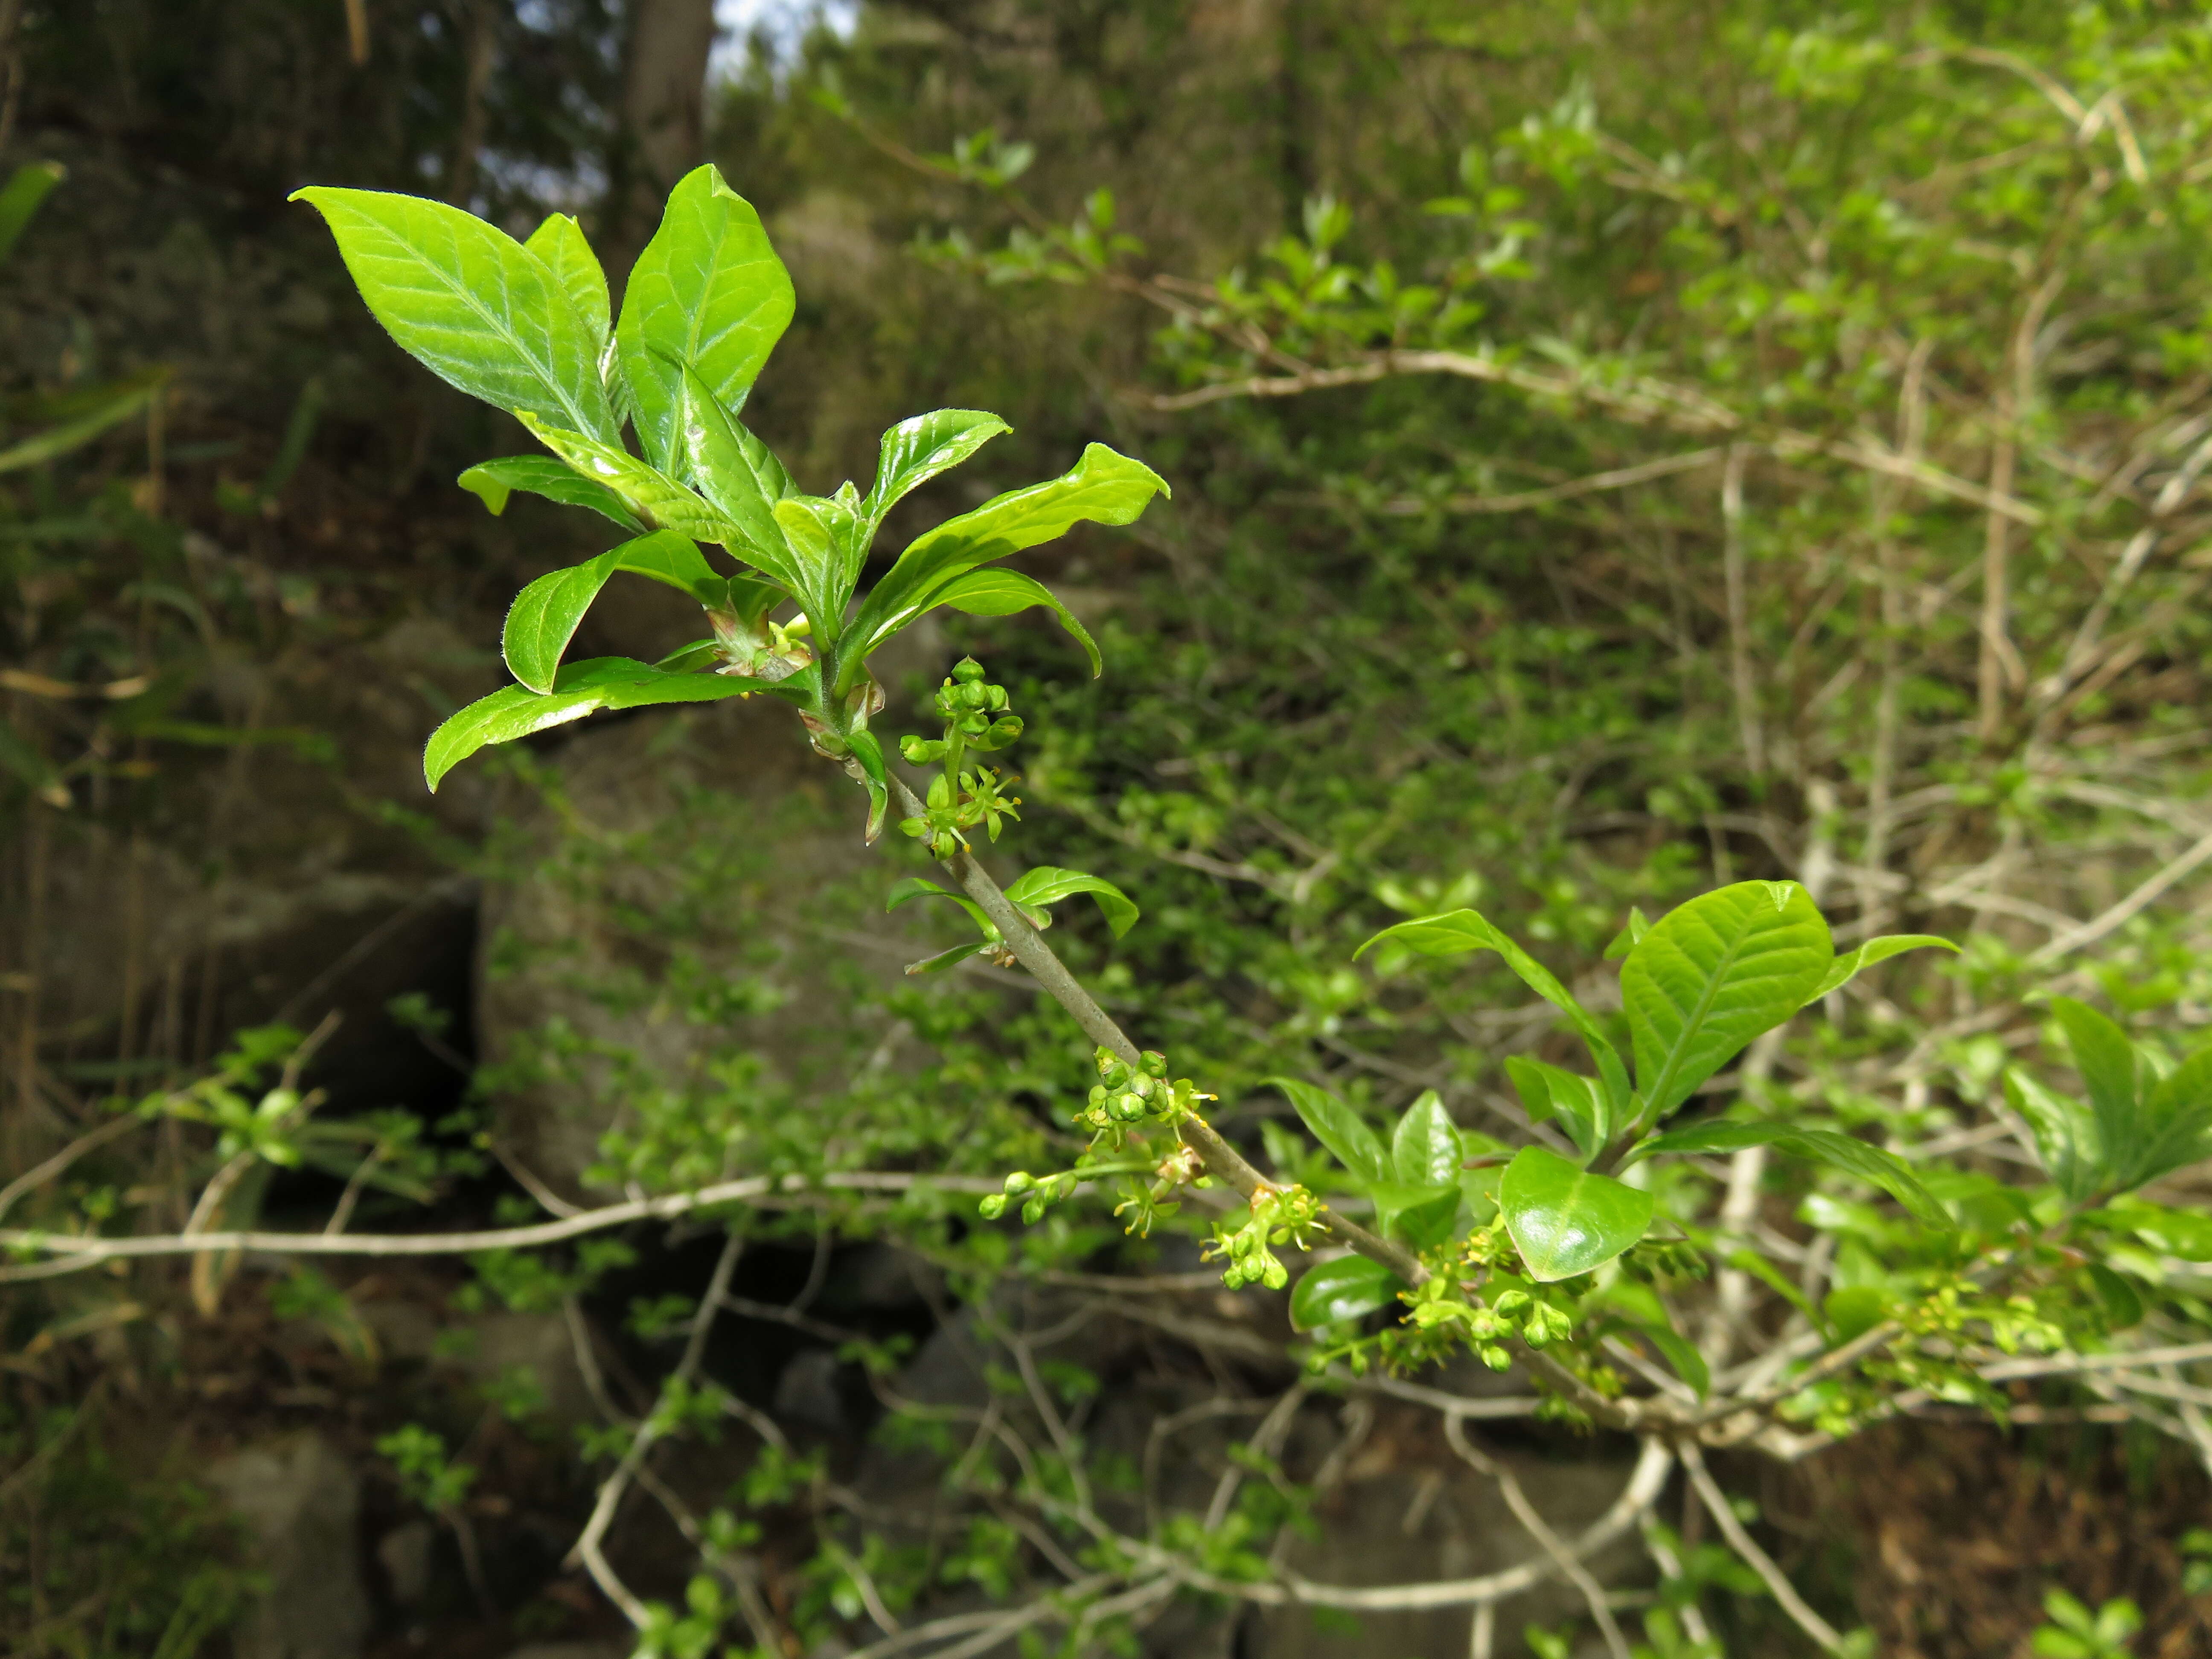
[608,0,716,284]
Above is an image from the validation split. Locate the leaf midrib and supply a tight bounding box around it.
[1637,911,1776,1113]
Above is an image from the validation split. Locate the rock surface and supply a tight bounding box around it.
[204,1430,372,1659]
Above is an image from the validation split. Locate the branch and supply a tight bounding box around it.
[1679,1442,1848,1654]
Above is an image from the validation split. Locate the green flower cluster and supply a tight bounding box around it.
[900,658,1025,856]
[1208,1184,1324,1290]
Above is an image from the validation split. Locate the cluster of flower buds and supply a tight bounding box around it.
[900,766,1022,858]
[900,658,1023,764]
[1209,1183,1324,1291]
[1406,1279,1575,1371]
[1073,1047,1209,1141]
[978,1168,1080,1225]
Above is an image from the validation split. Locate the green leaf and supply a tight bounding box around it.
[1823,1286,1890,1343]
[1499,1145,1655,1282]
[770,493,860,640]
[2052,998,2142,1183]
[846,728,890,841]
[1805,934,1957,1004]
[1002,867,1139,937]
[2005,1069,2102,1205]
[289,186,617,442]
[1624,1119,1950,1229]
[2100,1199,2212,1261]
[514,413,767,567]
[1724,1247,1825,1329]
[2130,1045,2212,1189]
[1366,1181,1461,1249]
[456,456,644,532]
[1636,1320,1711,1399]
[1391,1090,1462,1187]
[1502,1056,1604,1161]
[923,568,1101,677]
[2087,1263,2144,1329]
[863,410,1011,527]
[670,359,807,594]
[1269,1078,1390,1187]
[1358,908,1630,1139]
[422,657,756,791]
[609,531,728,604]
[617,164,795,474]
[504,548,624,694]
[0,161,66,266]
[840,443,1168,688]
[523,212,611,355]
[883,877,994,936]
[1620,881,1832,1123]
[1289,1255,1404,1331]
[1603,907,1650,962]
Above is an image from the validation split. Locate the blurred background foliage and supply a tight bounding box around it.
[12,2,2212,1656]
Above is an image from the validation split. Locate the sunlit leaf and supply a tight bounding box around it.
[1499,1145,1654,1282]
[1289,1255,1403,1330]
[1269,1078,1389,1186]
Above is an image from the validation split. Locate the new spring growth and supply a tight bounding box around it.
[1075,1046,1210,1143]
[899,658,1025,857]
[1208,1184,1325,1291]
[978,1168,1080,1225]
[1405,1280,1575,1371]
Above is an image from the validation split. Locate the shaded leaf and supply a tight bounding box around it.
[1289,1255,1403,1331]
[1625,1119,1949,1228]
[1502,1056,1604,1161]
[456,456,644,533]
[423,657,757,791]
[1269,1078,1389,1186]
[924,568,1101,676]
[2005,1069,2102,1205]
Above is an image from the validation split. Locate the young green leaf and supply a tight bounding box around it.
[1602,1284,1710,1399]
[1289,1256,1404,1331]
[289,186,617,442]
[2126,1045,2212,1190]
[523,212,611,352]
[863,410,1012,527]
[1391,1090,1462,1187]
[2052,998,2144,1187]
[457,456,644,533]
[1358,908,1630,1138]
[504,549,624,694]
[1502,1056,1604,1161]
[883,876,995,935]
[838,443,1168,689]
[1499,1145,1655,1282]
[423,657,760,791]
[2005,1069,2102,1205]
[2100,1199,2212,1261]
[1602,907,1650,962]
[1268,1078,1390,1186]
[1001,867,1139,937]
[513,413,771,567]
[770,494,860,640]
[1621,881,1832,1123]
[617,164,795,474]
[922,568,1102,677]
[1367,1181,1461,1249]
[670,360,803,583]
[1623,1119,1949,1228]
[609,532,729,604]
[846,728,890,841]
[1804,934,1957,1004]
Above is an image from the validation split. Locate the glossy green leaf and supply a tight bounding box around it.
[0,161,66,266]
[617,164,794,473]
[1269,1078,1389,1186]
[924,568,1102,676]
[1359,908,1630,1138]
[523,212,611,352]
[423,657,756,791]
[1805,934,1957,1004]
[840,443,1168,687]
[1621,881,1832,1123]
[863,409,1011,527]
[846,728,890,841]
[456,457,644,532]
[1624,1119,1949,1228]
[1499,1145,1655,1282]
[1289,1255,1404,1331]
[1502,1056,1604,1160]
[1002,867,1138,937]
[771,494,860,640]
[290,186,617,442]
[1391,1090,1462,1187]
[2005,1069,2101,1204]
[609,532,727,603]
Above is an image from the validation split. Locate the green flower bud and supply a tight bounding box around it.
[1021,1197,1047,1225]
[1003,1171,1036,1194]
[1479,1345,1511,1372]
[951,658,985,684]
[978,1195,1007,1220]
[1260,1257,1288,1290]
[1140,1051,1168,1078]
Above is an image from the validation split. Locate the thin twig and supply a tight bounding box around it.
[1679,1442,1845,1654]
